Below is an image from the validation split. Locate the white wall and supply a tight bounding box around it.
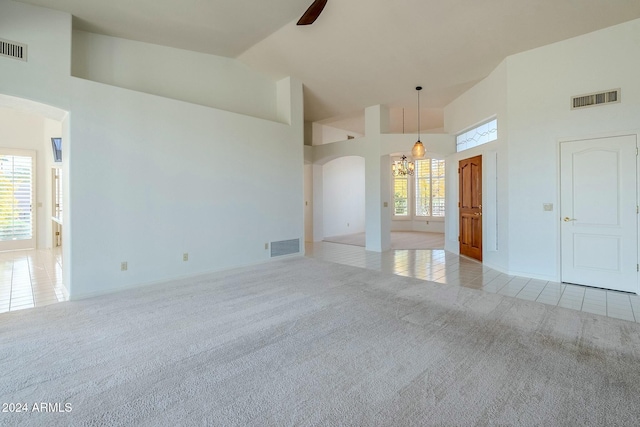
[1,1,304,299]
[71,31,278,122]
[322,156,365,237]
[443,17,640,281]
[312,123,363,145]
[0,0,71,110]
[0,107,61,249]
[505,18,640,280]
[444,60,509,272]
[68,77,303,298]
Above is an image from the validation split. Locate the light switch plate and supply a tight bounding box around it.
[543,203,553,211]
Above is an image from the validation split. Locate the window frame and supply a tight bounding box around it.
[414,158,446,219]
[455,117,498,153]
[392,170,410,219]
[391,156,445,221]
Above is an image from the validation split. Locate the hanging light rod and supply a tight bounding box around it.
[411,86,426,159]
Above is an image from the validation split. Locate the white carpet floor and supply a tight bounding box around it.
[1,257,639,426]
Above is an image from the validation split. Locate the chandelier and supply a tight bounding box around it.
[392,155,414,177]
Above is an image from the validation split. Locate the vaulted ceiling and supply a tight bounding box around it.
[15,0,640,132]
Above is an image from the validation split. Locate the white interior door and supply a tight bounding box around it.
[560,135,638,293]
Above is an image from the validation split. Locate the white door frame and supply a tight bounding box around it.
[559,133,639,294]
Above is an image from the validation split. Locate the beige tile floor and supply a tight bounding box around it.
[4,243,638,323]
[305,241,640,323]
[0,248,66,314]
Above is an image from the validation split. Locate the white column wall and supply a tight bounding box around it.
[364,105,390,252]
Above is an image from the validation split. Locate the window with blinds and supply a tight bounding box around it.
[415,159,445,217]
[0,154,33,241]
[393,176,409,216]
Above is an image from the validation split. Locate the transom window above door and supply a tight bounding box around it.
[456,118,498,152]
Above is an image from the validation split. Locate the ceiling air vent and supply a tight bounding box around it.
[571,89,620,110]
[0,38,27,61]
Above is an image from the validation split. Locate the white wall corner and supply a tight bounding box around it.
[277,76,303,129]
[365,105,389,136]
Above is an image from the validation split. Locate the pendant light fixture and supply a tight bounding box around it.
[411,86,426,159]
[392,108,415,176]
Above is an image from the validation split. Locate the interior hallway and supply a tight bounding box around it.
[306,241,640,323]
[0,248,66,313]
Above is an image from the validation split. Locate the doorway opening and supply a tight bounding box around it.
[0,94,68,311]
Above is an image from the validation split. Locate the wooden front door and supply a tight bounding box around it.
[459,155,482,261]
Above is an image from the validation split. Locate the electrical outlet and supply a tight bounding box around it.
[183,253,188,261]
[426,221,429,225]
[264,243,269,250]
[120,261,128,271]
[347,223,350,227]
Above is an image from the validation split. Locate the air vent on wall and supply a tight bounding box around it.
[0,38,27,61]
[270,238,300,257]
[571,89,620,110]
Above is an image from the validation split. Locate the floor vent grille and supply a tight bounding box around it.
[0,38,27,61]
[271,239,300,257]
[571,89,620,110]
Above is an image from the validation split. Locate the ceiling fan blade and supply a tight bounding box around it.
[297,0,328,25]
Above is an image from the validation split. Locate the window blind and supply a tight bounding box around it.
[0,154,33,241]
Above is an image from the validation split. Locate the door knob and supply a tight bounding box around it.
[474,212,481,216]
[563,217,576,222]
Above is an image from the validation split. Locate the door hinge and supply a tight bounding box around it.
[458,202,461,208]
[637,264,639,272]
[636,147,638,156]
[458,168,460,173]
[458,236,460,242]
